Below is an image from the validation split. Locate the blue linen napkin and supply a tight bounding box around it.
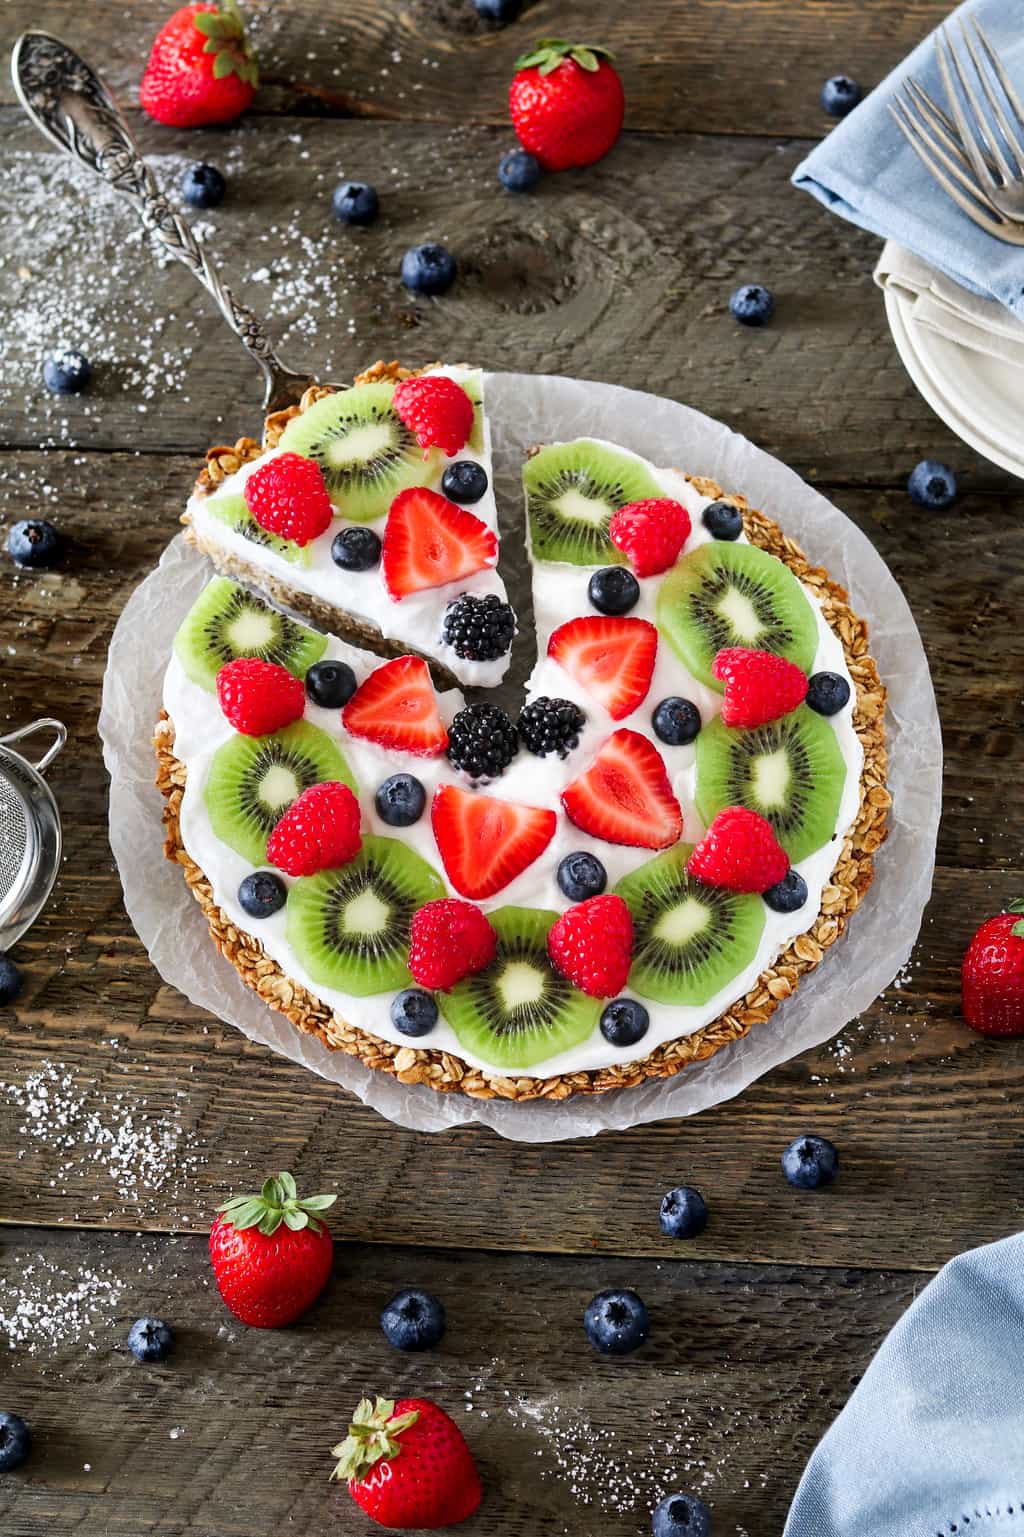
[784,1232,1024,1537]
[792,0,1024,318]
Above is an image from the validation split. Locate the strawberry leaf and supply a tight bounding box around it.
[330,1397,420,1483]
[1012,920,1024,939]
[1008,899,1024,914]
[216,1172,337,1237]
[571,48,600,71]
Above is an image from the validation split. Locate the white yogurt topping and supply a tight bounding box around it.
[186,366,511,690]
[165,445,863,1080]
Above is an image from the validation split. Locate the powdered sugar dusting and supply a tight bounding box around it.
[0,1252,124,1355]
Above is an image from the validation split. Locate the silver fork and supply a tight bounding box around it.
[937,17,1024,221]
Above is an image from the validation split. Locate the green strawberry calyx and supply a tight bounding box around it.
[193,0,259,88]
[514,38,615,76]
[330,1396,420,1483]
[1008,897,1024,939]
[217,1172,336,1237]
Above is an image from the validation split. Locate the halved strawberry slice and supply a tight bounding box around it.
[561,729,682,849]
[547,616,657,721]
[431,784,557,899]
[382,488,498,600]
[342,656,448,757]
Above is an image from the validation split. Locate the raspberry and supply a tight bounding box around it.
[547,894,633,999]
[609,498,691,578]
[408,899,497,991]
[687,807,789,893]
[712,648,809,729]
[266,782,361,877]
[216,658,306,736]
[393,376,475,458]
[243,453,334,546]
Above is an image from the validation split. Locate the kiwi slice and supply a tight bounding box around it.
[174,578,326,693]
[278,381,440,521]
[439,907,601,1070]
[205,489,312,568]
[657,541,818,688]
[695,707,846,863]
[204,721,355,865]
[615,845,765,1006]
[524,440,663,565]
[286,836,445,996]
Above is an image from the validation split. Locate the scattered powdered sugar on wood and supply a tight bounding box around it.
[0,1251,124,1355]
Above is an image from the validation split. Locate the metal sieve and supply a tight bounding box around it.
[0,719,66,952]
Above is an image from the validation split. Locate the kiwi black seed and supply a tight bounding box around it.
[523,439,664,565]
[204,721,355,865]
[174,577,326,692]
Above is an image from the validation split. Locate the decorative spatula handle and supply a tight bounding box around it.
[10,30,306,410]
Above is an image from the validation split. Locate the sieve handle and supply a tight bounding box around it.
[0,719,67,774]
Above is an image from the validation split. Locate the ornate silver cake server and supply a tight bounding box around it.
[11,30,340,412]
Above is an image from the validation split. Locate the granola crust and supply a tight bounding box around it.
[157,388,889,1101]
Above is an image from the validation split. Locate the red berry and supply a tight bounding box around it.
[561,729,682,850]
[266,782,361,877]
[392,376,475,458]
[431,785,557,900]
[333,1395,482,1530]
[962,904,1024,1038]
[547,894,633,998]
[687,807,789,893]
[382,488,498,601]
[243,453,334,546]
[609,498,691,577]
[209,1172,336,1329]
[547,616,658,721]
[140,3,258,130]
[712,648,809,728]
[342,656,449,758]
[510,41,624,173]
[409,899,497,991]
[216,657,305,736]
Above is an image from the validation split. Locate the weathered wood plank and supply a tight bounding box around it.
[1,114,1017,487]
[0,1226,919,1537]
[3,0,953,139]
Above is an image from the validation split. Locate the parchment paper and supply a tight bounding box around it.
[98,373,941,1142]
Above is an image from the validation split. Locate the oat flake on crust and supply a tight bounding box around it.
[157,367,889,1102]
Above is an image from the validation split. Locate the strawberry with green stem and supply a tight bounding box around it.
[961,900,1024,1038]
[331,1395,482,1529]
[209,1172,337,1327]
[509,39,625,172]
[140,1,258,129]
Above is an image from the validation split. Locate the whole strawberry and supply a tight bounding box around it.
[547,893,633,998]
[140,1,258,129]
[962,901,1024,1038]
[510,40,625,173]
[331,1395,482,1530]
[209,1172,336,1328]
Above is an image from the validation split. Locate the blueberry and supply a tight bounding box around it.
[588,566,640,616]
[181,162,226,209]
[557,852,607,902]
[331,526,381,571]
[652,1492,712,1537]
[659,1186,708,1240]
[701,500,743,540]
[305,659,358,708]
[762,870,808,914]
[238,871,287,919]
[42,349,91,394]
[332,180,379,227]
[0,1412,31,1473]
[652,697,701,746]
[127,1317,174,1363]
[584,1289,649,1355]
[805,671,850,717]
[390,988,438,1037]
[499,149,542,193]
[380,1287,446,1351]
[474,0,521,19]
[442,461,488,505]
[376,773,427,828]
[821,74,863,118]
[7,520,60,569]
[782,1134,839,1190]
[401,242,457,296]
[908,459,957,509]
[730,284,774,326]
[600,998,649,1047]
[0,956,22,1006]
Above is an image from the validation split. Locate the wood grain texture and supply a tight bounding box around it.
[2,113,1021,488]
[2,0,955,138]
[0,1227,919,1537]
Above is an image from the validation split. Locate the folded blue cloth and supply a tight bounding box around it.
[793,0,1024,317]
[785,1232,1024,1537]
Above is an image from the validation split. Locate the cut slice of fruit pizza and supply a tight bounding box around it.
[157,374,889,1103]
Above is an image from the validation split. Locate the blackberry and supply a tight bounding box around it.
[446,704,518,782]
[518,696,586,759]
[441,593,515,662]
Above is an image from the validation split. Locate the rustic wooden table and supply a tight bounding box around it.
[1,3,1022,1533]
